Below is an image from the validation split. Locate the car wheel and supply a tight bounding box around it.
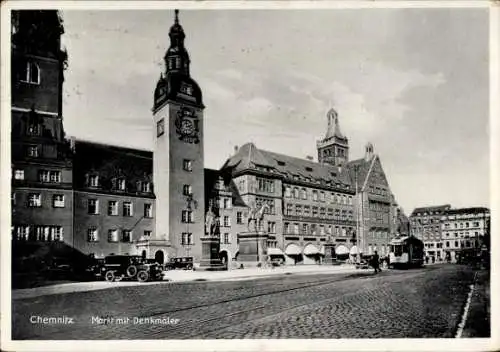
[137,270,149,282]
[105,270,115,282]
[186,264,193,270]
[126,265,138,277]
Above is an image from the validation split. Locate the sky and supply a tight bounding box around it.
[59,8,489,214]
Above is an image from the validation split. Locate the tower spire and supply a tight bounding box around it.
[174,9,179,24]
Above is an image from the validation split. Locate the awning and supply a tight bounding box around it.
[350,246,360,255]
[303,244,320,256]
[336,245,349,255]
[285,243,302,256]
[267,247,285,256]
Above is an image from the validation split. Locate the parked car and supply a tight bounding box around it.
[164,257,194,270]
[43,257,74,280]
[102,255,164,282]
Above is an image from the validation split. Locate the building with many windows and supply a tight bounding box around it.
[440,207,490,263]
[409,205,451,262]
[11,10,401,267]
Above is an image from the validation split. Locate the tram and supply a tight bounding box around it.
[388,236,424,269]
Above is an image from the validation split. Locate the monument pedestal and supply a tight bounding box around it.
[238,232,269,267]
[199,236,225,271]
[322,243,336,264]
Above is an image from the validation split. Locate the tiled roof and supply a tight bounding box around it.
[345,157,373,190]
[444,207,490,215]
[222,142,352,189]
[73,140,153,194]
[410,205,452,216]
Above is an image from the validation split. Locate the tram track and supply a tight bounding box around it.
[136,267,437,339]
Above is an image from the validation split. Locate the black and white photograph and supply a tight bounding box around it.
[1,1,497,351]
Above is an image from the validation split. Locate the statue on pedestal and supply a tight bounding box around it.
[247,203,270,232]
[205,206,216,236]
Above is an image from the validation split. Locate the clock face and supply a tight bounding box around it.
[180,119,194,135]
[175,107,200,144]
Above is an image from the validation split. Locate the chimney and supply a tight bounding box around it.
[306,155,314,161]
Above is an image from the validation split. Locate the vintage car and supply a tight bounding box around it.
[101,255,164,282]
[164,257,194,271]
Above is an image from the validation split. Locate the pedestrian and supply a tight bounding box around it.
[372,251,381,274]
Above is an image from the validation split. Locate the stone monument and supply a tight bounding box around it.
[237,203,270,267]
[199,205,225,270]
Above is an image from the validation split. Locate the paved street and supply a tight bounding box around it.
[12,264,482,339]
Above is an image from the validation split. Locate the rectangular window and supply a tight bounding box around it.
[108,201,118,216]
[284,222,290,233]
[286,204,292,215]
[108,229,118,242]
[144,203,153,218]
[320,207,326,218]
[183,159,193,172]
[223,233,230,244]
[157,119,165,137]
[301,188,307,200]
[49,171,61,183]
[267,221,276,233]
[52,226,63,241]
[39,170,50,182]
[295,204,302,216]
[223,198,232,209]
[144,230,152,238]
[320,192,325,202]
[293,188,299,198]
[182,210,193,223]
[320,225,325,236]
[141,182,151,193]
[312,207,318,217]
[312,191,318,201]
[13,225,30,240]
[181,232,193,245]
[122,230,132,243]
[237,212,243,224]
[28,193,41,207]
[53,195,65,208]
[27,145,39,157]
[87,228,99,242]
[183,184,193,196]
[88,199,99,214]
[256,177,274,193]
[294,224,299,234]
[89,175,99,187]
[14,169,24,180]
[123,202,133,216]
[302,224,309,234]
[304,206,311,217]
[117,178,126,191]
[285,187,291,198]
[223,216,231,227]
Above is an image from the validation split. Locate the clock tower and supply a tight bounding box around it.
[152,10,205,263]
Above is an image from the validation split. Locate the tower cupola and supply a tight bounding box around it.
[153,9,203,111]
[317,107,349,167]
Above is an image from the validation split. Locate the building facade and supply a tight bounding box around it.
[441,207,490,263]
[11,10,401,267]
[409,205,451,262]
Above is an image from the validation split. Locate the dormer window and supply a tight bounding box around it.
[117,178,126,191]
[89,175,99,187]
[141,182,151,193]
[20,60,40,85]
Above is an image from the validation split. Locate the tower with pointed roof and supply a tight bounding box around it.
[316,108,349,167]
[152,10,205,263]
